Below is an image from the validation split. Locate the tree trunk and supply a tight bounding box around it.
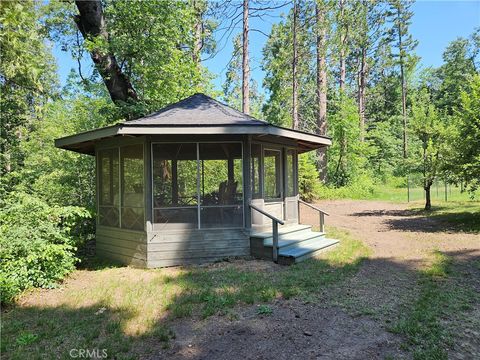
[338,0,346,93]
[339,56,346,93]
[358,45,367,142]
[398,8,407,159]
[316,3,327,136]
[400,59,407,158]
[424,182,432,210]
[74,0,137,104]
[242,0,250,114]
[292,0,299,129]
[192,0,203,68]
[316,1,328,181]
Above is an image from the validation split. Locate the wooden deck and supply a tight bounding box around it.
[250,224,339,265]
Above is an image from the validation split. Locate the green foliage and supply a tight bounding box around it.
[385,0,418,64]
[261,2,316,129]
[435,31,479,114]
[262,19,295,127]
[316,175,376,200]
[223,34,264,118]
[0,1,58,174]
[298,153,322,202]
[0,192,91,303]
[328,96,372,186]
[407,88,450,187]
[448,74,480,193]
[20,96,117,208]
[256,305,273,316]
[105,0,205,113]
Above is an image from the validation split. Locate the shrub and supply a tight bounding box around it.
[0,191,91,303]
[298,153,376,201]
[298,153,322,202]
[316,175,376,200]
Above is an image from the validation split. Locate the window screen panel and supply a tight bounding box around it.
[251,143,262,199]
[98,148,119,227]
[199,143,243,206]
[286,149,296,197]
[264,149,282,199]
[200,206,243,229]
[152,143,198,230]
[121,144,144,230]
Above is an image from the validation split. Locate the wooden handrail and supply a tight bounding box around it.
[249,203,285,225]
[297,199,329,216]
[297,199,328,233]
[249,203,284,263]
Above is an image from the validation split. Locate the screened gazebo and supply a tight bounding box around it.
[56,93,337,267]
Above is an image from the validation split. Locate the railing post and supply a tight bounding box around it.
[320,212,325,233]
[297,195,300,223]
[272,220,278,263]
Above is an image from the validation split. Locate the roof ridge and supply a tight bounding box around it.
[122,92,268,126]
[203,94,267,124]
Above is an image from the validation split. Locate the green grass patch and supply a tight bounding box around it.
[316,178,477,205]
[168,227,370,318]
[390,251,475,359]
[1,227,369,359]
[256,304,273,316]
[408,201,480,233]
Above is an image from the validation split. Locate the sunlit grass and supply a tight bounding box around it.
[411,201,480,233]
[2,227,370,359]
[390,251,476,360]
[370,184,475,203]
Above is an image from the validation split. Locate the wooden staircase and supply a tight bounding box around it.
[250,224,339,265]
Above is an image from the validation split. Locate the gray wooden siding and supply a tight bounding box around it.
[96,226,147,267]
[146,228,249,268]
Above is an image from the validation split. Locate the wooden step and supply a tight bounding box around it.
[250,224,312,239]
[277,237,339,265]
[250,224,339,264]
[262,231,326,249]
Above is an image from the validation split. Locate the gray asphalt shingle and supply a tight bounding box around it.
[123,93,267,126]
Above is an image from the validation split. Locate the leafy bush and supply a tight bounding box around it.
[0,192,91,303]
[298,153,322,202]
[316,175,376,200]
[298,153,376,201]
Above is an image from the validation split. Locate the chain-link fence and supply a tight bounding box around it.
[406,175,471,203]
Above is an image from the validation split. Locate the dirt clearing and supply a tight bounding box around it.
[4,200,479,359]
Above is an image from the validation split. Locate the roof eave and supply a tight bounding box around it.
[55,124,331,155]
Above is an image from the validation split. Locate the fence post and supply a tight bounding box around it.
[445,180,448,202]
[407,175,410,203]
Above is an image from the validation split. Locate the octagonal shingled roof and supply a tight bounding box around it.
[124,93,268,126]
[55,93,331,155]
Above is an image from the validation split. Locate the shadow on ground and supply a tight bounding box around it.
[350,207,480,234]
[2,246,479,360]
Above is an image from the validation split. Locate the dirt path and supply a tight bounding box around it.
[9,201,478,360]
[160,200,479,360]
[309,200,479,264]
